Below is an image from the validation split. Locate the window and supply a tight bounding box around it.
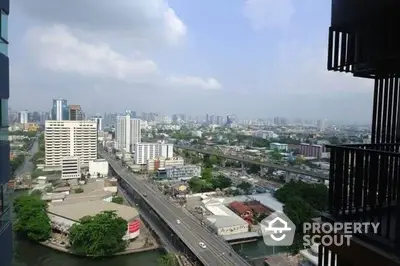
[1,11,8,41]
[0,99,8,127]
[0,10,7,56]
[0,184,11,229]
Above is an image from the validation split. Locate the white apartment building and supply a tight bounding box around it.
[92,116,103,132]
[19,110,28,124]
[147,156,184,172]
[45,120,98,168]
[61,156,81,179]
[134,143,173,165]
[115,112,141,153]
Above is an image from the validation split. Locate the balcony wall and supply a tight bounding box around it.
[329,1,400,78]
[324,143,400,254]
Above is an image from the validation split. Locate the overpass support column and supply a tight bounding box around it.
[221,159,226,168]
[241,162,245,174]
[285,172,293,183]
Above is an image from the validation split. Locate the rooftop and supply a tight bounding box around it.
[248,193,283,212]
[48,200,139,222]
[203,200,248,228]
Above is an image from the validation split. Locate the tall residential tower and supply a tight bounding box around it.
[0,1,11,265]
[115,111,141,153]
[51,98,69,120]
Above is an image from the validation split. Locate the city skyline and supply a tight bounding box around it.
[10,0,373,122]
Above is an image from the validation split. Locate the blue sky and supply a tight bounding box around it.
[9,0,373,122]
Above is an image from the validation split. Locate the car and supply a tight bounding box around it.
[176,219,181,224]
[199,242,206,249]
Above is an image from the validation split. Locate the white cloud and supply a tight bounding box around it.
[243,0,295,30]
[25,25,158,82]
[14,0,187,46]
[23,25,220,90]
[168,76,222,90]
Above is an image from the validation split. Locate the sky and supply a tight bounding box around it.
[9,0,374,122]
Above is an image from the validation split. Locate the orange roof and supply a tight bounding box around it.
[229,201,252,214]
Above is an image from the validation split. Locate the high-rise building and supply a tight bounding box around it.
[39,111,50,125]
[68,104,84,120]
[115,111,141,153]
[51,98,69,120]
[92,115,103,132]
[45,120,97,168]
[19,110,28,124]
[0,1,11,265]
[134,143,174,164]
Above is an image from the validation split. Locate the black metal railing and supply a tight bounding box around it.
[327,27,355,74]
[327,143,400,250]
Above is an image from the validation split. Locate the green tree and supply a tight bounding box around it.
[158,253,179,266]
[328,136,340,145]
[10,154,25,175]
[30,150,45,165]
[69,211,128,257]
[112,196,124,204]
[210,175,232,189]
[188,177,213,193]
[274,181,328,253]
[283,196,316,226]
[201,168,213,180]
[237,181,252,191]
[275,181,328,211]
[247,164,261,174]
[13,195,51,242]
[269,149,282,161]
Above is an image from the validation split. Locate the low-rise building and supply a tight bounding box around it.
[147,156,184,172]
[156,165,201,180]
[202,199,249,237]
[270,143,288,151]
[89,159,109,178]
[61,157,81,179]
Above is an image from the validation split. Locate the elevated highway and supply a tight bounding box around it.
[175,145,328,180]
[100,151,251,266]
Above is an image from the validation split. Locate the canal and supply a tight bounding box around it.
[11,139,277,266]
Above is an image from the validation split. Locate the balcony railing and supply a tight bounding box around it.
[325,143,400,253]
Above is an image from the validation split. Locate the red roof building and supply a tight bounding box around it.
[229,201,253,220]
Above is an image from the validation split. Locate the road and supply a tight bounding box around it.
[100,151,251,266]
[175,145,328,180]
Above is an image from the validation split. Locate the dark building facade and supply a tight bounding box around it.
[320,1,400,265]
[0,0,12,265]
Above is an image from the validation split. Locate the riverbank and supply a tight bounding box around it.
[40,238,160,256]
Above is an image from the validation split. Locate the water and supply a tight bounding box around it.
[13,239,161,266]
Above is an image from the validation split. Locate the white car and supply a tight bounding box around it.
[176,220,181,224]
[199,242,206,249]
